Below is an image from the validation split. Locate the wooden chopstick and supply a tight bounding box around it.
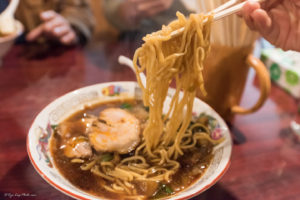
[210,0,241,14]
[213,0,249,21]
[170,0,264,38]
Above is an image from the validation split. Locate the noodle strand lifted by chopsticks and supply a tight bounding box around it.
[75,12,216,198]
[133,12,213,158]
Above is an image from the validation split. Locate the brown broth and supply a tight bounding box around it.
[50,100,214,199]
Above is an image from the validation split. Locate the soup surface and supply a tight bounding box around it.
[50,99,215,199]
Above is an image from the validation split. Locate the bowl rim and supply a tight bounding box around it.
[27,81,232,200]
[0,20,24,43]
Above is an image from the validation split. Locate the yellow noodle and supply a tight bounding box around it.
[80,160,96,171]
[194,132,225,145]
[91,165,115,181]
[100,161,115,168]
[71,158,85,163]
[190,123,210,134]
[133,12,213,158]
[75,11,225,197]
[116,179,133,195]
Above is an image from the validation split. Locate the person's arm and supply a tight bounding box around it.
[241,0,300,51]
[58,0,95,45]
[102,0,126,31]
[102,0,174,31]
[26,0,94,46]
[26,10,78,45]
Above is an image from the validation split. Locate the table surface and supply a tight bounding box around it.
[0,41,300,200]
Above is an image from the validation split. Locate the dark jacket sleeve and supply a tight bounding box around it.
[102,0,192,34]
[102,0,125,31]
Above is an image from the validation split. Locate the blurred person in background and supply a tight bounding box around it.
[1,0,94,46]
[102,0,193,39]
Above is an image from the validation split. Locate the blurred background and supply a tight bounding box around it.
[1,1,300,200]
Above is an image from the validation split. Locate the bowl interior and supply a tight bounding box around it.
[27,81,232,200]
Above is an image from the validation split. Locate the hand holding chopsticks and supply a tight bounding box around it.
[242,0,300,51]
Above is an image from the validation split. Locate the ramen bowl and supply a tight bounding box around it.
[0,20,23,66]
[27,81,232,200]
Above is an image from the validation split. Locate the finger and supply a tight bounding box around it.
[137,0,164,13]
[40,10,57,21]
[242,1,261,30]
[43,16,66,33]
[137,1,166,17]
[52,25,70,38]
[132,0,159,3]
[265,9,289,50]
[138,1,162,11]
[142,5,167,17]
[60,31,77,45]
[251,9,272,34]
[26,24,44,41]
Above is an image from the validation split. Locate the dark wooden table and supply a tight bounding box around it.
[0,41,300,200]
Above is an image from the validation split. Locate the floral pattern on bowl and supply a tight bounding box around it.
[36,123,53,168]
[102,85,128,96]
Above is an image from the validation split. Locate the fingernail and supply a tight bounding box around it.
[54,27,61,34]
[41,11,53,19]
[41,12,49,18]
[265,17,271,28]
